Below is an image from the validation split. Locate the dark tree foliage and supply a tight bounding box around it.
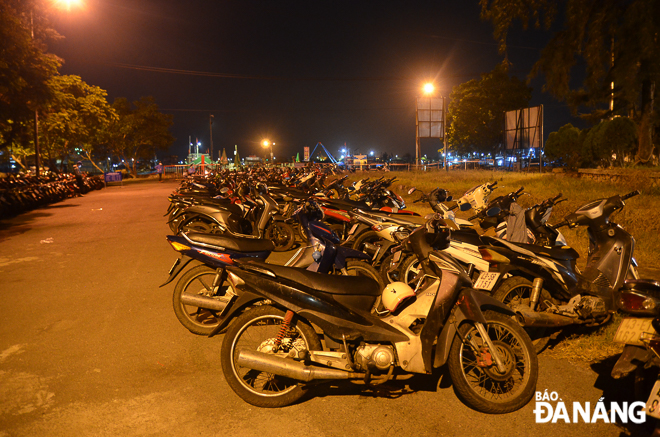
[106,97,175,177]
[446,64,532,156]
[0,0,61,152]
[480,0,659,164]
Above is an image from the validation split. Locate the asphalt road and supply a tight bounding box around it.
[0,180,648,437]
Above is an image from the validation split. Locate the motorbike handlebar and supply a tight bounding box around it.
[621,190,640,201]
[552,192,563,202]
[515,186,524,196]
[487,181,498,190]
[551,220,569,230]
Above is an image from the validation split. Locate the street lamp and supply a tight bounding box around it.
[262,139,273,165]
[31,0,84,177]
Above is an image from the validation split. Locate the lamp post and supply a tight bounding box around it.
[209,114,214,163]
[416,82,446,171]
[415,82,435,167]
[262,139,273,165]
[30,0,84,176]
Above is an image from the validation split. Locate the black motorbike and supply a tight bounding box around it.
[215,213,538,413]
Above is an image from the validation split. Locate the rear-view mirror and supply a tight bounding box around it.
[486,207,501,217]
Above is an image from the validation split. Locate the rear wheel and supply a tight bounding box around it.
[172,265,231,335]
[448,310,538,414]
[220,305,321,408]
[492,277,552,353]
[178,217,217,234]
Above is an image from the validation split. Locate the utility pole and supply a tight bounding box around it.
[209,114,214,162]
[30,10,41,177]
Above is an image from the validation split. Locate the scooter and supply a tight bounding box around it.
[481,191,648,331]
[216,213,538,413]
[170,182,296,251]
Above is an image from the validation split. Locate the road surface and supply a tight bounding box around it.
[0,181,648,436]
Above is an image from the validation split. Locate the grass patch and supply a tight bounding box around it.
[542,314,625,366]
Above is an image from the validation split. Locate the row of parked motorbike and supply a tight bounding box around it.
[0,172,105,219]
[160,166,660,425]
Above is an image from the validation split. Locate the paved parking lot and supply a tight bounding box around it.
[0,181,642,436]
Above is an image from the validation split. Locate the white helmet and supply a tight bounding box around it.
[381,281,416,312]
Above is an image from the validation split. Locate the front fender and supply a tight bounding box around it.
[334,244,370,270]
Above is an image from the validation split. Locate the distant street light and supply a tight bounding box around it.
[262,139,274,164]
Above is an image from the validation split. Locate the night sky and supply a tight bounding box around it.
[49,0,573,162]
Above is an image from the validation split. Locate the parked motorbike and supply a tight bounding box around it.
[482,191,647,336]
[162,199,383,335]
[216,213,538,412]
[611,278,660,432]
[170,182,296,251]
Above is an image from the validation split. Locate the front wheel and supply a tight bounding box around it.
[266,221,295,252]
[220,305,322,408]
[447,310,538,414]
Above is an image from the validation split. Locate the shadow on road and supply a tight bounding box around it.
[591,356,657,437]
[300,366,452,404]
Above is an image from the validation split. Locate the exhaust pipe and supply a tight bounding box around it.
[515,307,577,328]
[236,349,364,382]
[179,294,231,312]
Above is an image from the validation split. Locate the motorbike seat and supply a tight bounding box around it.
[185,232,274,253]
[485,237,579,261]
[521,244,580,261]
[238,260,381,296]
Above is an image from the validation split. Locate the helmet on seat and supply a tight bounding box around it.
[381,281,416,313]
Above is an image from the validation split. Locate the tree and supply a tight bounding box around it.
[38,75,116,172]
[582,117,638,168]
[107,97,174,177]
[480,0,659,164]
[0,0,61,159]
[544,123,584,170]
[446,64,532,155]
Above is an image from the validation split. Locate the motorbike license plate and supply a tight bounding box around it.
[168,258,181,275]
[348,223,358,236]
[473,272,500,291]
[613,317,655,346]
[646,380,660,419]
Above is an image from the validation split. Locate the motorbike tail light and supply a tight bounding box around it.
[169,241,191,252]
[478,247,509,264]
[618,291,658,313]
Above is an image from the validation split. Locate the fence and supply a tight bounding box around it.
[161,160,497,177]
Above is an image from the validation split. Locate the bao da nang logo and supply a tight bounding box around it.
[534,391,646,424]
